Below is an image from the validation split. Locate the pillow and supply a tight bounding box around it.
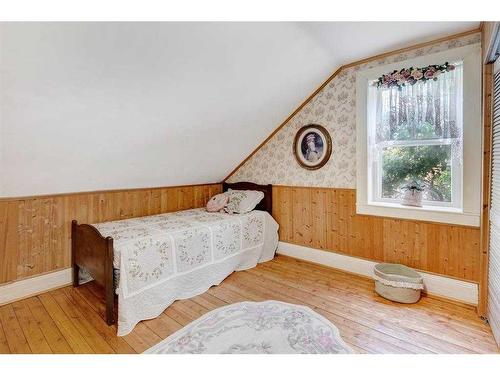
[224,189,264,214]
[206,193,229,212]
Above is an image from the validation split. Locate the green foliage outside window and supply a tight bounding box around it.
[382,145,452,202]
[380,119,454,203]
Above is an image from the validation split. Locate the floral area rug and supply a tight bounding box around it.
[144,300,353,354]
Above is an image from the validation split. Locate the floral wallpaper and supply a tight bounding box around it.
[227,33,480,189]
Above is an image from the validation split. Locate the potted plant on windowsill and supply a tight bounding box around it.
[401,180,425,207]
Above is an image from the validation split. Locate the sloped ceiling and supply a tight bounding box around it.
[0,22,478,196]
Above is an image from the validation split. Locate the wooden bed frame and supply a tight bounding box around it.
[71,182,273,326]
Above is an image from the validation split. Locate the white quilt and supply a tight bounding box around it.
[93,208,279,336]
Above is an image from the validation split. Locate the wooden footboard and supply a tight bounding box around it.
[71,220,115,325]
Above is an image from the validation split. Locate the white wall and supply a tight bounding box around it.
[0,22,335,196]
[0,22,476,197]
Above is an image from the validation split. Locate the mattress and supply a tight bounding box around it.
[91,208,279,336]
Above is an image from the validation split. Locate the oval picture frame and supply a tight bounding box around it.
[293,124,332,170]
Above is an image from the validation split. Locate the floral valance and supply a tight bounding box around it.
[374,62,456,89]
[374,60,462,147]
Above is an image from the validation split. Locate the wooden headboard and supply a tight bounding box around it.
[222,182,273,215]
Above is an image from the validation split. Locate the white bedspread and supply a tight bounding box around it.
[93,208,279,336]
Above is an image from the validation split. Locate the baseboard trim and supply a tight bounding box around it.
[0,244,479,307]
[277,242,478,306]
[0,268,73,306]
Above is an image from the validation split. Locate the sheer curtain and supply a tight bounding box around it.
[375,61,463,157]
[369,61,464,205]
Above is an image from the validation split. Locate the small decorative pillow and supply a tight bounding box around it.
[206,193,229,212]
[224,189,264,214]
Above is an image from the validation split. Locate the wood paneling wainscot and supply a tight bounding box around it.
[273,185,480,282]
[0,183,222,284]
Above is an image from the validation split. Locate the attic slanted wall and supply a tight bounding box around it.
[224,28,480,188]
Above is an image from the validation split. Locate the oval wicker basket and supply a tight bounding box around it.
[374,263,424,304]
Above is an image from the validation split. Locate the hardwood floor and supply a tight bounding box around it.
[0,255,497,354]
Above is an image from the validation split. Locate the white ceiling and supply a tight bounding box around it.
[0,22,478,196]
[297,22,479,66]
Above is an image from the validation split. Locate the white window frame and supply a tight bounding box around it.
[356,44,482,227]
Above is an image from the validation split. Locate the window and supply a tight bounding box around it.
[356,44,481,226]
[368,61,463,209]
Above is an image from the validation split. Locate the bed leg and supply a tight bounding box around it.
[105,237,115,326]
[71,220,79,287]
[105,285,115,325]
[73,264,80,287]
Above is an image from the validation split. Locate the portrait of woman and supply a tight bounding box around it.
[293,124,332,170]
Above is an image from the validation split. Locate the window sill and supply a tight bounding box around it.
[356,202,480,227]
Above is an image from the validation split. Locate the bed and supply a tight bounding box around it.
[71,182,278,336]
